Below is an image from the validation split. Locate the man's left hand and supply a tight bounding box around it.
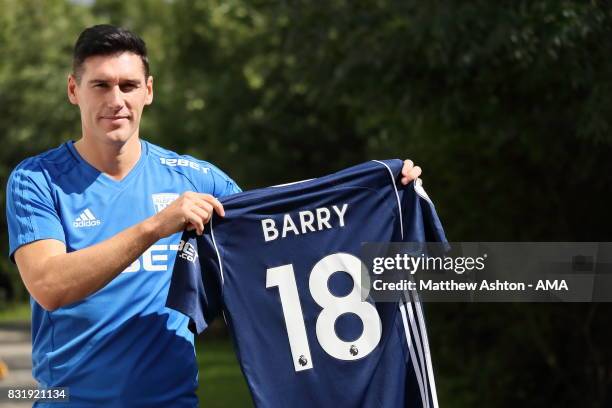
[400,159,422,185]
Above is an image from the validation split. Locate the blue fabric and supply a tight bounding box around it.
[167,159,446,408]
[6,140,240,407]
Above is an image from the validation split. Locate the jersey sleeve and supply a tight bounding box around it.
[399,180,445,408]
[166,229,223,334]
[6,160,66,261]
[198,161,242,198]
[400,180,447,244]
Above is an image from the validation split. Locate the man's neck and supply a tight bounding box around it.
[74,135,142,181]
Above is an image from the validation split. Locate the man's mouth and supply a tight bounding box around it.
[101,116,130,120]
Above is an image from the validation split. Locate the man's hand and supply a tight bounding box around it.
[400,159,422,185]
[151,192,225,237]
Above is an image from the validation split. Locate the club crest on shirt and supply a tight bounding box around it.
[152,193,179,214]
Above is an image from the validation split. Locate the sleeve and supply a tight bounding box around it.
[400,179,445,408]
[166,229,223,334]
[197,160,242,198]
[400,180,448,244]
[6,160,66,261]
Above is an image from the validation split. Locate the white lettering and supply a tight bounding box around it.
[332,204,348,227]
[299,211,316,234]
[262,219,279,242]
[177,241,197,263]
[262,204,349,242]
[159,157,209,173]
[419,280,479,291]
[372,257,384,274]
[72,219,101,228]
[480,280,525,291]
[282,214,300,238]
[316,208,332,230]
[143,244,168,272]
[122,244,180,273]
[535,280,568,291]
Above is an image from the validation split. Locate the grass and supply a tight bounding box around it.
[0,302,30,322]
[196,337,253,407]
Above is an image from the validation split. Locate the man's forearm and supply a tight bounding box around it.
[36,217,162,310]
[15,191,222,311]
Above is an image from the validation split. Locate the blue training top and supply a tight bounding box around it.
[6,139,240,407]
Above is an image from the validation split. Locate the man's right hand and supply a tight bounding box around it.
[151,192,225,238]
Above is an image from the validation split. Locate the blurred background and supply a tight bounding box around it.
[1,0,611,406]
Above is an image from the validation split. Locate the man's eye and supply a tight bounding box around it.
[121,84,137,92]
[94,83,108,88]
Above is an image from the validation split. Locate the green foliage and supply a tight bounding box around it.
[0,0,92,297]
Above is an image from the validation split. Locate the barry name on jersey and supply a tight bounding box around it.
[261,203,348,242]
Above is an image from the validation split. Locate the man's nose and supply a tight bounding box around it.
[107,85,125,109]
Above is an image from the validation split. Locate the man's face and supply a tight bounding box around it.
[67,52,153,145]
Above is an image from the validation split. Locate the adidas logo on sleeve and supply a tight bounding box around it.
[73,208,101,228]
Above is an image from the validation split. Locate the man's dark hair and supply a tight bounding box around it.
[72,24,150,82]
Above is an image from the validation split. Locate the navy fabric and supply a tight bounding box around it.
[167,159,446,408]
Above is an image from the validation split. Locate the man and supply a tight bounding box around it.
[5,25,422,406]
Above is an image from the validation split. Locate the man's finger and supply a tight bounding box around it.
[402,159,414,176]
[193,200,214,216]
[400,166,422,185]
[186,210,205,235]
[209,197,225,217]
[196,194,225,217]
[191,206,212,226]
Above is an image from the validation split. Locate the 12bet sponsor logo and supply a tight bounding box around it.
[122,244,179,273]
[159,157,210,173]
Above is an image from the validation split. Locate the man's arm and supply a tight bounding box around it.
[13,158,420,311]
[14,192,223,311]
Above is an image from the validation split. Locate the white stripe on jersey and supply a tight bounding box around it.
[411,290,440,408]
[210,216,225,286]
[403,292,431,408]
[399,301,428,408]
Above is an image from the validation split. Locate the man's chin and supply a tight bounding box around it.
[100,129,135,145]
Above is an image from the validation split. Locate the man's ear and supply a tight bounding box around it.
[67,74,79,105]
[145,75,153,105]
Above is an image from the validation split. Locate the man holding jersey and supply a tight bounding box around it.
[5,25,423,406]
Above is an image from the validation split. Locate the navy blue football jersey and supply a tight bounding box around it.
[167,159,446,408]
